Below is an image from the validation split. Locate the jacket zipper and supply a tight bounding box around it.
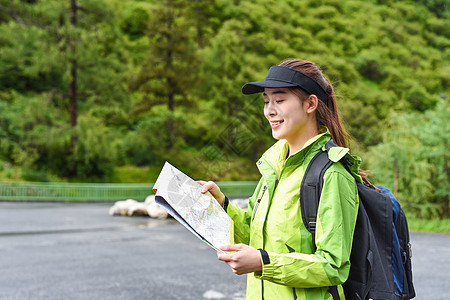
[252,185,267,221]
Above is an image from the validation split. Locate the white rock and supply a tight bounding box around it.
[144,195,155,205]
[127,202,149,216]
[109,199,138,216]
[145,195,169,219]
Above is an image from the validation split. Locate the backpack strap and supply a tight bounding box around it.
[300,139,340,300]
[300,139,336,244]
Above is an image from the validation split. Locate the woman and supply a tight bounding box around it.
[201,59,363,300]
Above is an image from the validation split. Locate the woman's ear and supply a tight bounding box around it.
[305,95,319,113]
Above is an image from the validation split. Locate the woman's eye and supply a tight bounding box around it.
[276,100,285,103]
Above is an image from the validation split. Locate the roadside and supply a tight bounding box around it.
[0,202,448,300]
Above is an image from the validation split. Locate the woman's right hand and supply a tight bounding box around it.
[198,180,225,207]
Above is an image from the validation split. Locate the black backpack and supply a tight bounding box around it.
[300,139,416,300]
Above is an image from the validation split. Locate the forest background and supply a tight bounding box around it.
[0,0,448,223]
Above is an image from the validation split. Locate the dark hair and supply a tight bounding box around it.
[279,59,370,183]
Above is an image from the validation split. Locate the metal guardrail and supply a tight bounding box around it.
[217,181,257,199]
[0,181,257,202]
[0,182,154,202]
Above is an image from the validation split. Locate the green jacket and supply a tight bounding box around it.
[226,129,361,300]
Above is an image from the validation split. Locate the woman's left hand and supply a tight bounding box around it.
[198,180,225,207]
[217,244,263,275]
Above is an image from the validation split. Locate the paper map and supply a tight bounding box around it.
[152,162,234,253]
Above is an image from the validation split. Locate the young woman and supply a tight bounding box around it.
[200,59,363,300]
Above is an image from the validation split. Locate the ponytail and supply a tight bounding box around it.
[279,59,370,184]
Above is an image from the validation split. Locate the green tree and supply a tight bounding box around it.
[199,20,272,160]
[128,0,201,150]
[366,100,449,218]
[0,0,449,184]
[131,0,200,112]
[413,0,450,19]
[0,0,129,179]
[187,0,223,48]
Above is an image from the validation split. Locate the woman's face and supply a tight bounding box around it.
[263,87,309,143]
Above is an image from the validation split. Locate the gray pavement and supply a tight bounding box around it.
[0,202,448,300]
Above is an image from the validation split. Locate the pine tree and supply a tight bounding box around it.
[131,0,200,112]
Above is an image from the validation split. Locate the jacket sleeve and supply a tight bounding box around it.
[225,178,264,245]
[254,167,359,288]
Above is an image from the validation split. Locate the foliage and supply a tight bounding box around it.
[0,22,63,92]
[0,0,448,217]
[0,91,119,179]
[413,0,450,19]
[130,0,200,113]
[366,100,449,219]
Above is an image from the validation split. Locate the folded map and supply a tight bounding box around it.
[152,161,234,253]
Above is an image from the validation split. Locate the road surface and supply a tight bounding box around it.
[0,202,448,300]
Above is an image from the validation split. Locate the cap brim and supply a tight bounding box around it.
[241,80,297,95]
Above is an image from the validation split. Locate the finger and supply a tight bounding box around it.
[217,253,232,262]
[199,181,225,206]
[220,244,244,252]
[200,181,216,193]
[217,250,236,262]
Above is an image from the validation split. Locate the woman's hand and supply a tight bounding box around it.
[198,180,225,207]
[217,244,263,275]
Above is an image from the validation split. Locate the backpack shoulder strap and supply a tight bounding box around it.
[300,140,341,300]
[300,139,337,238]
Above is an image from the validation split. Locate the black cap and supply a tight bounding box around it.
[241,66,328,103]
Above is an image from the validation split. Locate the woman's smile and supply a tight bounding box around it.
[269,120,284,129]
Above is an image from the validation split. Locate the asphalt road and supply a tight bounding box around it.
[0,202,448,300]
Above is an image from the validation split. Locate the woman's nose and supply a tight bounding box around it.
[265,102,276,116]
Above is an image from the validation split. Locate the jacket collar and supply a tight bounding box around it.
[257,127,363,183]
[258,127,330,177]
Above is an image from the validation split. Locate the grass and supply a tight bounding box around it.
[408,217,450,234]
[111,165,162,183]
[0,164,23,181]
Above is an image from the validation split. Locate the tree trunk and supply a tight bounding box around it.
[194,0,203,48]
[166,13,174,112]
[165,24,174,148]
[69,0,77,128]
[167,79,174,112]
